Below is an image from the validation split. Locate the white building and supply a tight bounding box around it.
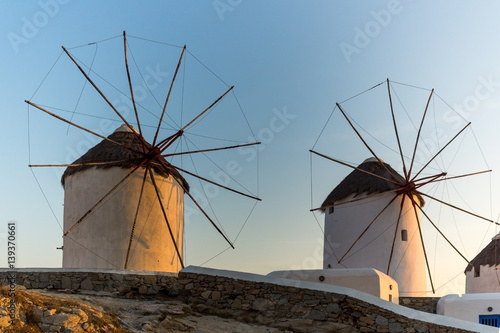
[322,158,427,297]
[466,233,500,294]
[267,268,399,303]
[437,233,500,329]
[61,125,187,272]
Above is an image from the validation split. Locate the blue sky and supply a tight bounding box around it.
[2,1,500,296]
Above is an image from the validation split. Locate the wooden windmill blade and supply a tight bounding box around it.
[26,32,261,272]
[311,79,493,296]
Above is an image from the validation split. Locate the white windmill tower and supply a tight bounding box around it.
[61,124,188,272]
[320,157,427,296]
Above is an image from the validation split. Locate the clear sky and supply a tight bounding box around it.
[2,1,500,296]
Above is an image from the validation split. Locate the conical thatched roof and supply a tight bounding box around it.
[465,234,500,273]
[321,157,423,211]
[61,125,189,191]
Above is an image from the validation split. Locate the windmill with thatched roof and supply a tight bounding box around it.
[321,157,427,297]
[310,78,495,297]
[25,32,261,273]
[62,124,189,272]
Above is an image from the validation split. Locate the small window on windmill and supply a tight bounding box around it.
[328,206,334,214]
[475,266,481,278]
[401,229,408,241]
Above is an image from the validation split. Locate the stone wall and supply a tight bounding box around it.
[177,266,490,333]
[0,268,177,296]
[400,297,440,314]
[0,267,492,332]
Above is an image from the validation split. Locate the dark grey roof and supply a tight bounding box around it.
[321,158,423,211]
[61,128,189,191]
[465,236,500,273]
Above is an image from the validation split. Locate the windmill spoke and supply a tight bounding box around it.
[123,31,143,140]
[413,172,447,189]
[410,122,471,182]
[29,159,143,168]
[163,141,261,158]
[387,79,408,179]
[25,100,145,155]
[338,194,399,264]
[152,45,186,146]
[183,187,235,249]
[408,89,434,178]
[147,168,185,268]
[156,85,235,153]
[63,161,146,237]
[413,195,470,264]
[431,169,492,182]
[310,150,401,186]
[387,195,406,275]
[180,86,234,132]
[61,46,149,148]
[408,194,435,294]
[124,165,149,269]
[158,130,184,153]
[416,190,496,224]
[336,103,401,184]
[170,164,261,201]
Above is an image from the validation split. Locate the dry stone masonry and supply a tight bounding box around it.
[177,268,475,333]
[0,267,490,332]
[0,268,177,296]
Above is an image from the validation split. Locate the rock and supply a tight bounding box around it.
[72,308,88,322]
[211,291,221,300]
[135,314,162,326]
[142,322,153,331]
[80,278,93,291]
[23,279,31,288]
[308,309,326,321]
[44,313,81,329]
[389,322,404,333]
[231,298,242,310]
[201,290,212,299]
[33,306,44,321]
[414,323,428,332]
[161,304,187,315]
[143,275,157,284]
[44,309,57,317]
[138,285,148,294]
[359,316,374,325]
[148,285,161,294]
[61,276,72,290]
[252,298,268,311]
[376,315,389,326]
[326,302,341,314]
[117,282,131,293]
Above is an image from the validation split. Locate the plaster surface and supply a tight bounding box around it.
[63,166,184,272]
[323,191,427,296]
[267,268,399,303]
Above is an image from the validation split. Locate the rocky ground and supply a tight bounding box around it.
[0,287,357,332]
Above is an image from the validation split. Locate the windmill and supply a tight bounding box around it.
[310,79,495,296]
[25,32,261,272]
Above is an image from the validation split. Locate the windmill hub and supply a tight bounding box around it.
[146,146,162,161]
[398,181,416,196]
